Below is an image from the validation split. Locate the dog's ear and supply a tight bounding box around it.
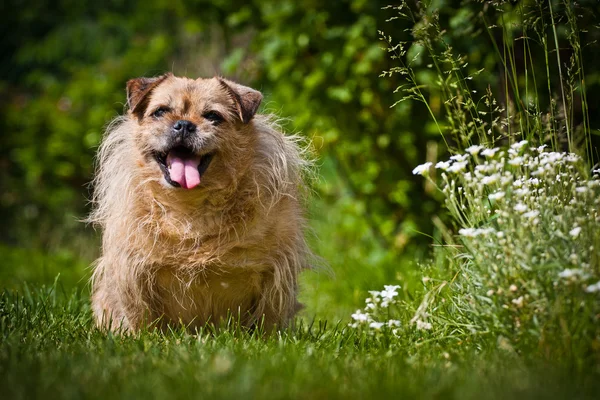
[126,73,172,119]
[217,78,263,123]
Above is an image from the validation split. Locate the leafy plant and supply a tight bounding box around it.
[352,0,600,365]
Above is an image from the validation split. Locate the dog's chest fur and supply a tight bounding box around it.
[136,200,283,327]
[154,264,263,327]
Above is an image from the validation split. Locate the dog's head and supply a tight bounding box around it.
[126,73,262,190]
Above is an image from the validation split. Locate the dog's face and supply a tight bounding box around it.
[126,74,262,191]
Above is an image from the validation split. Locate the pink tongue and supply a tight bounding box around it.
[166,153,202,189]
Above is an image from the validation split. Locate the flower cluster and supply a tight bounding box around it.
[421,141,600,334]
[354,141,599,341]
[349,285,403,334]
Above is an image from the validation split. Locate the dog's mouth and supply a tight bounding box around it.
[154,146,214,190]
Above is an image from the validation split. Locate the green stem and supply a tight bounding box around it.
[549,0,572,151]
[538,0,558,148]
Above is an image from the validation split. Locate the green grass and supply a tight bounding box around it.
[1,282,599,400]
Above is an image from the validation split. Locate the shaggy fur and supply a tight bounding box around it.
[89,73,311,332]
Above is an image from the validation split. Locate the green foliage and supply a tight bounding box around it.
[0,244,89,290]
[0,0,444,255]
[249,1,442,252]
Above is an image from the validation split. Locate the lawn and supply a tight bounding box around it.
[1,283,599,400]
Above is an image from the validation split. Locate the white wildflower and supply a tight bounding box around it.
[387,320,401,327]
[466,145,484,155]
[369,322,384,330]
[416,320,432,330]
[531,167,546,176]
[481,174,500,185]
[508,156,524,166]
[459,227,495,237]
[381,285,400,301]
[585,281,600,293]
[500,174,513,186]
[435,161,451,170]
[514,188,529,197]
[412,162,432,175]
[575,186,588,193]
[540,152,563,165]
[569,226,582,238]
[351,310,369,322]
[489,191,505,200]
[514,203,528,213]
[448,161,468,173]
[509,284,518,292]
[536,144,547,152]
[566,153,579,163]
[511,140,528,151]
[512,296,524,308]
[523,210,539,219]
[481,147,500,158]
[558,269,583,279]
[475,164,495,174]
[450,154,470,162]
[459,228,477,238]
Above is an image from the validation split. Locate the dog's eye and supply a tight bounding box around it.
[152,107,170,118]
[203,111,224,124]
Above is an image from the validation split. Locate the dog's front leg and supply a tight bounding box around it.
[91,259,157,333]
[251,267,300,332]
[91,263,132,332]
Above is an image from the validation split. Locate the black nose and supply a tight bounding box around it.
[172,120,196,137]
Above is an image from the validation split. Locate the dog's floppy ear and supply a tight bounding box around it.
[218,78,263,123]
[126,73,172,119]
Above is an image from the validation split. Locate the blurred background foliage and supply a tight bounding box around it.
[1,0,599,319]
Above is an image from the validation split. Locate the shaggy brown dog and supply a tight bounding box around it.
[89,73,311,332]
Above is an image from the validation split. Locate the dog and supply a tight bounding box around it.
[88,73,311,332]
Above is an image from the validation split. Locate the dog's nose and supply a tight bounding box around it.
[172,120,196,137]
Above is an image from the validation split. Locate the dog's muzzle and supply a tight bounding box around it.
[153,120,214,189]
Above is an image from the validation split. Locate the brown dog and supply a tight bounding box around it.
[88,73,311,332]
